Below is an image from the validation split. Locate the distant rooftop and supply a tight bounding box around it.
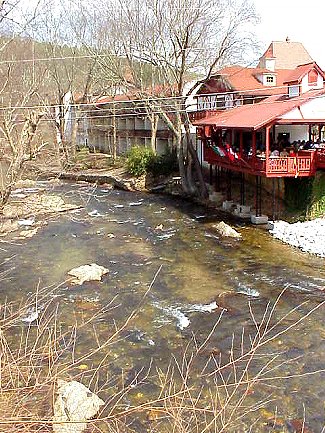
[258,40,313,70]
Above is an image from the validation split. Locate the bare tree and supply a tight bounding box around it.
[82,0,259,197]
[0,1,49,211]
[33,0,98,166]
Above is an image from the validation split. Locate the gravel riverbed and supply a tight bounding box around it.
[269,218,325,258]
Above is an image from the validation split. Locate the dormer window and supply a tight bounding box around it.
[262,73,276,86]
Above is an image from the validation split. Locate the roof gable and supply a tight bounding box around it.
[200,66,292,96]
[283,62,325,84]
[258,40,313,69]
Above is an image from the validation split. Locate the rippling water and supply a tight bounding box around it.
[1,181,324,431]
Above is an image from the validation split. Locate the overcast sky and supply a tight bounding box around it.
[254,0,325,69]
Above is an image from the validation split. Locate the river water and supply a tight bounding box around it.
[1,181,324,432]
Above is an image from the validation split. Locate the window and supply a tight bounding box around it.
[266,76,274,83]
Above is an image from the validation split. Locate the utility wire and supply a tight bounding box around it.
[0,81,314,112]
[6,90,325,125]
[1,90,324,122]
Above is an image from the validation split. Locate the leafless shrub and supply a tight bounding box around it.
[0,285,323,433]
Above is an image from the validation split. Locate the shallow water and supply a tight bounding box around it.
[1,181,324,431]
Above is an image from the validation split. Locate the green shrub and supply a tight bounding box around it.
[127,146,178,177]
[148,148,178,176]
[126,146,156,177]
[284,177,313,213]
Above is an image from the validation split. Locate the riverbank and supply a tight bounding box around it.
[10,158,325,260]
[269,218,325,258]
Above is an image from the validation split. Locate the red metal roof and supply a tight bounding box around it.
[193,89,325,130]
[283,62,325,83]
[205,66,293,96]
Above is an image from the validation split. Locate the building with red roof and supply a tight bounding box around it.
[190,42,325,221]
[191,40,321,123]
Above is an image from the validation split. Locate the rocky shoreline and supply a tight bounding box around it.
[11,165,325,259]
[269,218,325,258]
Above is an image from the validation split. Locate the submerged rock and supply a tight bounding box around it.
[21,307,40,324]
[53,379,104,433]
[212,221,242,238]
[68,263,109,285]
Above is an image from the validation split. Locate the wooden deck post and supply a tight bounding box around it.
[209,164,213,185]
[239,130,244,158]
[265,125,271,173]
[252,130,256,160]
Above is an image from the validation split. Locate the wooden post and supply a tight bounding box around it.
[265,125,271,173]
[229,129,233,146]
[239,130,244,158]
[252,130,256,163]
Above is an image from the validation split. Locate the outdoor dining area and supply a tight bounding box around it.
[199,124,325,178]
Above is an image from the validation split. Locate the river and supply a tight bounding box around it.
[1,181,324,432]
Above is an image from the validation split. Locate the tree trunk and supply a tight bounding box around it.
[182,112,208,199]
[150,114,158,154]
[176,133,191,195]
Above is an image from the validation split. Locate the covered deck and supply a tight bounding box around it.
[194,91,325,178]
[201,135,322,178]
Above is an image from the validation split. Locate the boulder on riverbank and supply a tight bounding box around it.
[269,218,325,257]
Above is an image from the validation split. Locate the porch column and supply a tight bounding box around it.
[239,130,244,158]
[252,130,256,162]
[209,164,213,185]
[229,129,233,146]
[265,125,271,172]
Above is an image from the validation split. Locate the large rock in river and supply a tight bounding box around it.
[68,263,109,285]
[212,221,242,238]
[53,379,105,433]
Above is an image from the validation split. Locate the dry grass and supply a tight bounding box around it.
[0,283,323,433]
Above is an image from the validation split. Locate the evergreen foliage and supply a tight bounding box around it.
[284,177,313,214]
[307,171,325,219]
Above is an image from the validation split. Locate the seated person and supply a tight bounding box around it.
[280,148,289,157]
[270,148,280,157]
[224,142,238,161]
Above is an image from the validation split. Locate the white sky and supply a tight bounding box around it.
[254,0,325,69]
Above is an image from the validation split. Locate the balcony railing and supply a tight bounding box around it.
[203,145,317,177]
[316,148,325,168]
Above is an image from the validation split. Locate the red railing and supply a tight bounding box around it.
[190,110,218,123]
[203,144,317,177]
[266,156,314,176]
[316,148,325,169]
